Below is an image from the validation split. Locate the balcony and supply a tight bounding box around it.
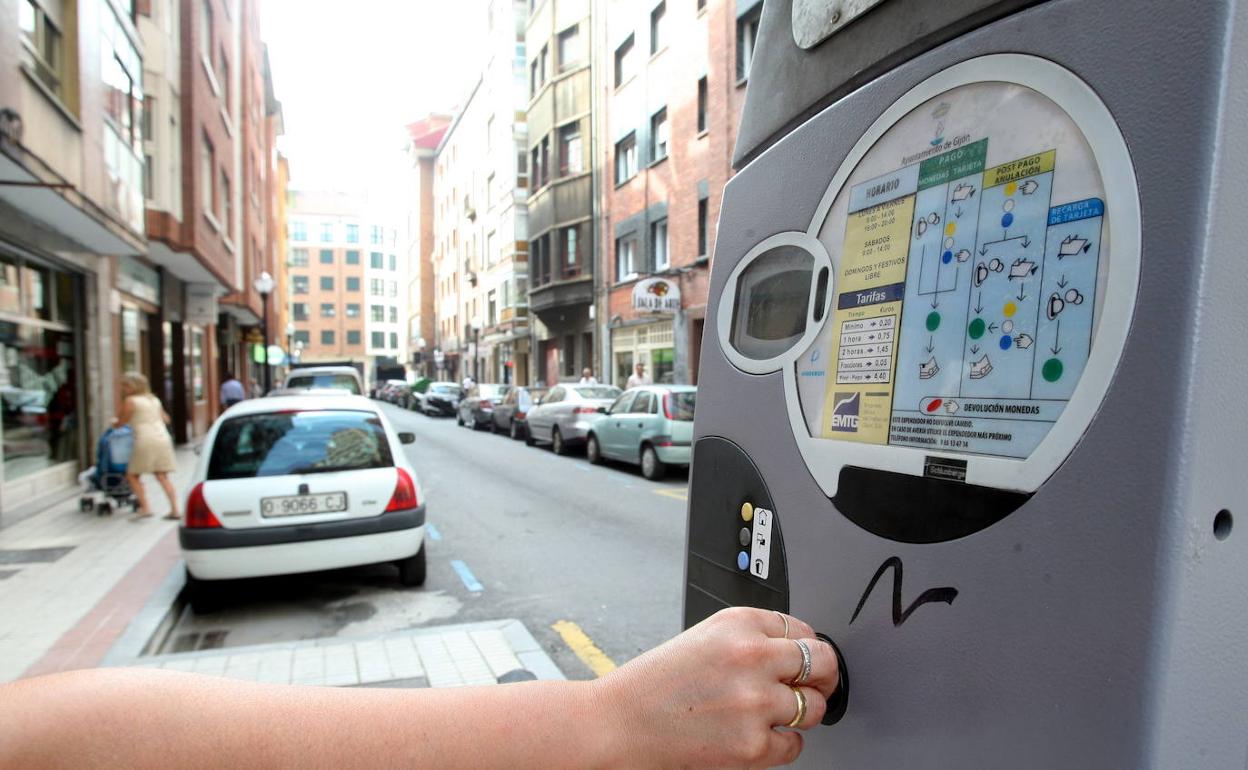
[529,273,592,315]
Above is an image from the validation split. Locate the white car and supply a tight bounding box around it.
[282,365,365,395]
[179,396,426,602]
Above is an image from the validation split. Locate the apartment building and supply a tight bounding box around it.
[596,0,757,386]
[431,0,531,386]
[286,191,404,377]
[525,0,596,385]
[404,115,452,379]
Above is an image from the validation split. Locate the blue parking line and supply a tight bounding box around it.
[426,523,442,541]
[451,560,484,593]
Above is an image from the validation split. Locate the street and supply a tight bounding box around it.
[158,402,690,679]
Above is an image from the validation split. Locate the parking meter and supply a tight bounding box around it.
[685,0,1248,766]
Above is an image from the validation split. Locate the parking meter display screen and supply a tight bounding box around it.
[796,82,1110,460]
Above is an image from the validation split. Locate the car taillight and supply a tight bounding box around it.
[184,483,221,528]
[386,468,419,512]
[516,411,526,419]
[662,392,673,420]
[654,435,674,447]
[574,407,598,415]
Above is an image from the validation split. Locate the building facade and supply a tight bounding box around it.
[596,0,757,387]
[404,115,451,379]
[525,0,596,386]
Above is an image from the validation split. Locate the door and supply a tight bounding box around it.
[621,390,659,461]
[599,390,637,458]
[544,343,559,386]
[530,386,563,439]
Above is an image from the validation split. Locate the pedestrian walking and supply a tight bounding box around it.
[625,361,651,389]
[577,368,598,385]
[113,373,180,521]
[461,373,475,391]
[220,371,245,410]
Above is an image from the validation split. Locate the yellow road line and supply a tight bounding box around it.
[551,620,617,677]
[653,487,688,501]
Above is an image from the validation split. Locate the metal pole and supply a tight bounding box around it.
[261,293,271,394]
[474,327,480,382]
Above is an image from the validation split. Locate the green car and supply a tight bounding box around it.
[585,385,696,480]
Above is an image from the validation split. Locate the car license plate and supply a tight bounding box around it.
[261,492,348,517]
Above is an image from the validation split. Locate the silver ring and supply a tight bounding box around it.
[775,611,790,639]
[791,639,812,685]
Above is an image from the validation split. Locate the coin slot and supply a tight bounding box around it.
[815,632,849,725]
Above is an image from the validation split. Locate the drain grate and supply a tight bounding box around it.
[169,629,229,653]
[0,547,74,565]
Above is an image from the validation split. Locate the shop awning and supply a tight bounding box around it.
[148,240,231,290]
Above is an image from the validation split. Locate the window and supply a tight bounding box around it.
[488,290,497,325]
[370,278,384,296]
[650,3,666,54]
[291,220,306,241]
[651,218,669,271]
[651,108,669,162]
[371,305,384,322]
[617,237,638,281]
[319,249,333,264]
[320,276,334,291]
[345,224,359,243]
[540,44,549,86]
[388,281,398,298]
[615,133,637,184]
[558,123,583,176]
[370,252,383,269]
[698,196,709,257]
[201,134,215,215]
[199,0,213,68]
[346,276,360,292]
[389,254,397,271]
[539,136,550,187]
[371,331,385,348]
[697,77,708,133]
[389,306,398,323]
[290,248,309,267]
[292,302,308,321]
[220,171,232,234]
[218,48,230,113]
[530,146,541,188]
[614,34,635,88]
[345,250,360,265]
[390,332,398,349]
[557,24,581,70]
[321,330,335,346]
[320,303,335,317]
[370,225,383,244]
[346,303,361,318]
[293,330,310,345]
[529,58,539,97]
[347,330,361,345]
[20,0,65,98]
[737,7,761,81]
[292,275,309,294]
[562,225,581,275]
[320,222,333,242]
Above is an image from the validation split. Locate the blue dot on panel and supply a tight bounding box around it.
[999,335,1013,350]
[1001,212,1015,228]
[737,551,749,570]
[942,250,953,264]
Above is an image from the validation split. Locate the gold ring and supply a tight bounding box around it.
[786,686,807,728]
[775,611,790,639]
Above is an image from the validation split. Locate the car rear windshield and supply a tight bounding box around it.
[430,385,461,395]
[479,385,509,398]
[574,386,621,400]
[286,374,361,394]
[208,410,394,480]
[668,392,696,421]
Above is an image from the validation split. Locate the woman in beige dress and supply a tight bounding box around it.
[114,373,179,520]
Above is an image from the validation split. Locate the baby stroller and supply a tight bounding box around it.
[78,425,140,515]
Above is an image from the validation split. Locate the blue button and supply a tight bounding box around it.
[999,334,1013,350]
[737,551,749,570]
[942,250,953,264]
[1001,212,1015,228]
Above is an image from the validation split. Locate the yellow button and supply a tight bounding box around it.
[741,502,754,522]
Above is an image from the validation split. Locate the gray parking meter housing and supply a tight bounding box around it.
[685,0,1248,767]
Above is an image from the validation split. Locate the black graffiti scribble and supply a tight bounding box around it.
[849,556,958,626]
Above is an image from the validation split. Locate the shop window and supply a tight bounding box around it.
[191,328,205,401]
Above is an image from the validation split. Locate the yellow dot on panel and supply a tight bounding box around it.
[1005,181,1018,196]
[944,222,956,236]
[741,502,754,522]
[1003,302,1018,318]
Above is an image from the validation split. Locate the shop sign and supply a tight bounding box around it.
[632,278,681,313]
[116,255,161,305]
[185,284,218,325]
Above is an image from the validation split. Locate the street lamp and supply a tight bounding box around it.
[253,270,275,394]
[470,317,483,383]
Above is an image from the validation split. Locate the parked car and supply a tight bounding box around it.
[282,366,365,395]
[379,379,410,407]
[179,395,427,608]
[457,384,514,430]
[525,384,622,455]
[420,382,464,416]
[585,385,696,480]
[491,386,548,439]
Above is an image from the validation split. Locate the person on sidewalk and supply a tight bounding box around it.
[113,373,179,521]
[577,368,598,385]
[0,607,839,769]
[219,372,246,411]
[625,361,651,389]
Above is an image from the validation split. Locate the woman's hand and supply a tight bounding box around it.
[593,607,839,769]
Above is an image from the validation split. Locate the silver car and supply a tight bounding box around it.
[525,384,622,455]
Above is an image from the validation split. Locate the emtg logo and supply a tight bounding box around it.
[830,392,860,432]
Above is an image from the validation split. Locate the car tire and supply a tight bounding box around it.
[641,444,666,481]
[586,434,602,465]
[456,412,464,426]
[184,569,219,614]
[552,427,567,456]
[509,421,521,440]
[525,428,536,446]
[397,545,427,587]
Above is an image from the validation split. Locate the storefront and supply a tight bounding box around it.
[610,321,675,387]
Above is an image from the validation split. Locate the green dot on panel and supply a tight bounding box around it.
[968,318,986,339]
[1042,358,1064,382]
[925,312,941,332]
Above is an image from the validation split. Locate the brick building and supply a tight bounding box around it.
[404,115,452,378]
[595,0,758,386]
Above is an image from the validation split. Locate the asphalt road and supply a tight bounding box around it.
[159,401,690,679]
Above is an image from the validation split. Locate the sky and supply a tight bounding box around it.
[260,0,487,195]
